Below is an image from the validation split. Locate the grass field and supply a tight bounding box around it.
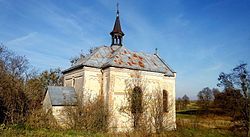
[0,125,235,137]
[0,102,241,137]
[177,101,233,129]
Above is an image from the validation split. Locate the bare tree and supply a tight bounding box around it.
[63,91,110,132]
[176,97,183,111]
[120,72,174,134]
[150,89,174,133]
[213,88,244,118]
[218,63,249,136]
[0,45,29,124]
[120,76,148,132]
[0,45,64,127]
[39,68,63,87]
[197,87,213,111]
[26,108,59,129]
[182,94,190,109]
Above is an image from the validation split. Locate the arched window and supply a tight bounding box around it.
[163,90,168,112]
[131,86,142,114]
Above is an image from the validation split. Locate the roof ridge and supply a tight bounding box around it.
[76,46,104,66]
[154,54,175,73]
[47,87,52,106]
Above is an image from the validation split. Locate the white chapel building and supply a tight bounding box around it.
[43,7,176,131]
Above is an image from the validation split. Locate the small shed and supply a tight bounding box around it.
[43,86,77,125]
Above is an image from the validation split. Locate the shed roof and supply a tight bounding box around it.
[47,86,77,106]
[63,46,175,76]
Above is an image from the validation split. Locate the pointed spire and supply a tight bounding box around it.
[110,2,124,46]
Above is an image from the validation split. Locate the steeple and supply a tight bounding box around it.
[110,3,124,46]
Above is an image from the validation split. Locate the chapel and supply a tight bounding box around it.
[43,6,176,131]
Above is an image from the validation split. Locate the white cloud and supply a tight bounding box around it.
[7,32,37,46]
[204,63,223,72]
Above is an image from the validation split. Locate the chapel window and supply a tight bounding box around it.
[131,86,143,114]
[72,78,75,87]
[163,90,168,112]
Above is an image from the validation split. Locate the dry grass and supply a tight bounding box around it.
[177,102,234,130]
[0,100,239,137]
[0,125,235,137]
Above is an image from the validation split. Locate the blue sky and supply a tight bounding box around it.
[1,0,250,99]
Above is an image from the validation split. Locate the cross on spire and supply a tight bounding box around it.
[116,2,119,16]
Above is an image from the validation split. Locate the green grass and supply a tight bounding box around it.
[0,127,235,137]
[0,128,107,137]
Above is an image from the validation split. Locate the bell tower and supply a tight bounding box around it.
[110,3,124,46]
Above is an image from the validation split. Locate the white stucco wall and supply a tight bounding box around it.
[52,106,66,125]
[104,67,176,131]
[62,66,176,132]
[64,67,102,101]
[42,91,52,113]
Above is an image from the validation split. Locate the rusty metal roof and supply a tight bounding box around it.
[63,46,175,76]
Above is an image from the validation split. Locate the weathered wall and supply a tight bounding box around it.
[52,106,76,127]
[62,66,176,132]
[64,66,103,101]
[64,68,84,98]
[83,67,102,98]
[42,92,52,113]
[103,67,176,131]
[52,106,66,125]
